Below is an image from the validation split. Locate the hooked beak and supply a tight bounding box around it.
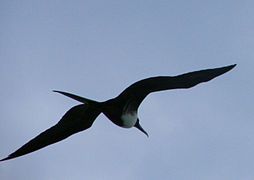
[134,119,149,137]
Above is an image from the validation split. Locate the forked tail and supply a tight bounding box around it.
[53,90,100,105]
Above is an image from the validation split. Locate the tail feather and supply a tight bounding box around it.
[53,90,98,104]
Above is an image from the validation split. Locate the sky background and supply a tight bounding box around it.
[0,0,253,179]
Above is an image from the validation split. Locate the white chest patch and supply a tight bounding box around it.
[121,112,138,128]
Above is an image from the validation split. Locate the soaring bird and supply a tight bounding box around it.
[0,64,236,161]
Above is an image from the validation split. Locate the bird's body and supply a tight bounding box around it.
[1,64,236,161]
[121,112,138,128]
[102,98,139,128]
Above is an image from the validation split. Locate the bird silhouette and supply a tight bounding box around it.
[0,64,236,161]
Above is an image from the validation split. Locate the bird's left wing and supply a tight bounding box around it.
[1,104,101,161]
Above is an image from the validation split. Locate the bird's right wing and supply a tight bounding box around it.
[117,64,236,107]
[1,104,101,161]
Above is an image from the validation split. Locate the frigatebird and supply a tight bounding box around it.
[0,64,236,161]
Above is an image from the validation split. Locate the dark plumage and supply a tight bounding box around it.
[1,64,236,161]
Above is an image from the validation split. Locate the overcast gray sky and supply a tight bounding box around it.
[0,0,253,179]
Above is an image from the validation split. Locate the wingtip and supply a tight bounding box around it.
[229,64,237,69]
[52,90,60,93]
[225,64,237,70]
[218,64,237,74]
[0,156,11,162]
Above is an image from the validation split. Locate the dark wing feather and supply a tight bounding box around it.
[1,104,100,161]
[117,64,236,107]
